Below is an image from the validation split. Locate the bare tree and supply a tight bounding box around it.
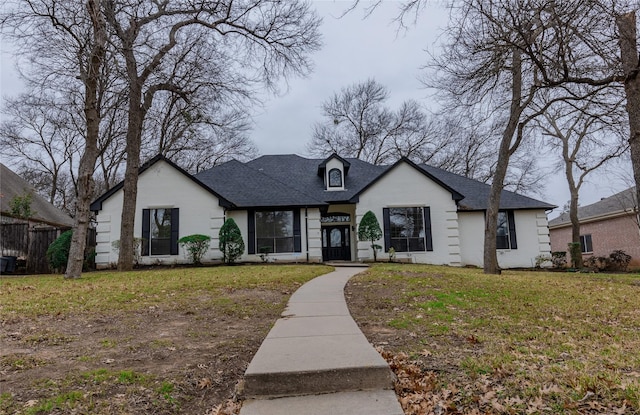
[426,111,546,196]
[2,0,111,278]
[539,93,629,267]
[0,94,79,209]
[307,79,442,165]
[142,90,258,172]
[383,0,633,273]
[101,0,322,271]
[617,11,640,226]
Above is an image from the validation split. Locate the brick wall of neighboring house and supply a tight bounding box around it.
[550,213,640,266]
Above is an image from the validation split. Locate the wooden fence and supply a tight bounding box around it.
[0,223,96,274]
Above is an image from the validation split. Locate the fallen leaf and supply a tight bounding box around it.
[198,377,212,389]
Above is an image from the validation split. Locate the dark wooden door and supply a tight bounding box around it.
[322,225,351,261]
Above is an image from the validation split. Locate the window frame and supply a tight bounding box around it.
[249,209,302,254]
[496,210,518,250]
[328,168,343,188]
[382,207,433,253]
[580,234,593,253]
[141,208,179,256]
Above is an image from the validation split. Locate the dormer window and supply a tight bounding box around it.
[318,153,350,191]
[328,168,343,188]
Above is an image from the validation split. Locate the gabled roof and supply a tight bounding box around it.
[0,163,74,228]
[317,153,351,176]
[349,157,465,203]
[90,154,556,212]
[419,164,556,211]
[549,187,637,227]
[90,154,233,212]
[244,155,386,204]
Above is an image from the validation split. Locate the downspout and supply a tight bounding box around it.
[305,207,309,262]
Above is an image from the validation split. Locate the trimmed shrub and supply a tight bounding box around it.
[178,234,211,265]
[358,210,383,261]
[46,230,73,271]
[219,219,244,264]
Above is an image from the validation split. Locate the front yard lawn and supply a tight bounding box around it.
[0,265,331,415]
[3,263,638,414]
[346,264,640,415]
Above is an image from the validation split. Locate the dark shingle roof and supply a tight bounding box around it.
[419,164,556,211]
[245,154,386,204]
[195,158,326,208]
[548,187,637,227]
[0,163,74,227]
[90,154,556,212]
[194,155,554,211]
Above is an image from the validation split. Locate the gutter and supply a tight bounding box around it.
[548,208,637,229]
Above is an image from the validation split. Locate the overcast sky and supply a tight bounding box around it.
[0,0,634,216]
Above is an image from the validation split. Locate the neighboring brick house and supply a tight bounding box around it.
[548,187,640,266]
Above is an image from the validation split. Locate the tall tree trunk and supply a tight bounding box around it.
[617,12,640,214]
[568,190,582,268]
[65,0,106,279]
[484,48,524,274]
[117,80,143,272]
[564,144,583,268]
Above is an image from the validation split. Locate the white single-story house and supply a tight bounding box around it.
[90,154,555,268]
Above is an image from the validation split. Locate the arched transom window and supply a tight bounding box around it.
[328,168,343,188]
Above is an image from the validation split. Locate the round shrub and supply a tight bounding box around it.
[178,234,211,265]
[219,218,244,264]
[46,230,73,271]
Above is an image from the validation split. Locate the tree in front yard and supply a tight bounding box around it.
[358,211,383,261]
[219,219,244,264]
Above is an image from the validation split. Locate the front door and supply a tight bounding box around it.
[322,225,351,261]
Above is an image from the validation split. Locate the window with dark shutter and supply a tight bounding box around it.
[496,210,517,250]
[253,210,300,254]
[383,207,431,253]
[142,209,150,256]
[143,208,178,255]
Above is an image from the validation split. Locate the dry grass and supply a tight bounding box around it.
[0,264,331,415]
[0,264,332,318]
[346,264,640,414]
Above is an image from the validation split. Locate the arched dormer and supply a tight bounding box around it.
[317,153,350,191]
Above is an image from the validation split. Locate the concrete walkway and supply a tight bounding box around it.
[239,267,404,415]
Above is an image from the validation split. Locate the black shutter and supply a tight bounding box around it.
[507,210,517,250]
[141,209,150,256]
[248,210,255,254]
[382,208,391,252]
[423,207,433,252]
[170,208,179,255]
[293,209,302,252]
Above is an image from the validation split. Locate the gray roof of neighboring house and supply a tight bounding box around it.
[91,154,556,212]
[0,163,74,227]
[548,187,637,227]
